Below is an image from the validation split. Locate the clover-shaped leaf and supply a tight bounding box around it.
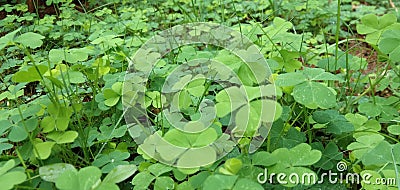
[313,110,354,134]
[46,130,78,144]
[312,142,343,170]
[388,125,400,135]
[292,81,337,109]
[55,166,119,190]
[378,29,400,62]
[275,68,341,109]
[0,160,27,190]
[103,164,137,184]
[12,65,49,83]
[92,151,130,173]
[39,163,76,183]
[356,13,400,45]
[347,134,385,160]
[15,32,45,49]
[256,143,321,187]
[345,113,381,138]
[104,82,123,107]
[49,48,91,63]
[132,163,174,190]
[269,119,306,150]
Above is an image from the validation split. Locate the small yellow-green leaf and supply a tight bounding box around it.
[41,116,55,133]
[34,142,56,159]
[47,131,78,144]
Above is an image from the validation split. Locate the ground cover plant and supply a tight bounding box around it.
[0,0,400,189]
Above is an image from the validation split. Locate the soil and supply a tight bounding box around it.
[343,36,394,97]
[343,39,380,75]
[0,0,90,20]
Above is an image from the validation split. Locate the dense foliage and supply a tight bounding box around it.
[0,0,400,189]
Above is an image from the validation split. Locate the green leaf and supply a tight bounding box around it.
[96,183,119,190]
[388,125,400,135]
[345,113,368,127]
[46,131,78,144]
[46,104,72,131]
[356,13,400,45]
[56,166,102,190]
[172,169,187,181]
[244,84,279,101]
[55,116,70,131]
[12,65,49,83]
[163,128,218,148]
[275,72,307,86]
[360,170,387,190]
[0,159,16,176]
[203,174,238,190]
[68,71,86,84]
[220,158,242,175]
[358,102,382,117]
[317,50,368,72]
[97,125,127,141]
[34,141,56,159]
[234,99,282,136]
[350,117,381,138]
[237,64,257,86]
[362,140,392,166]
[252,151,276,167]
[41,116,55,133]
[45,76,64,88]
[0,140,13,155]
[78,167,102,190]
[0,120,12,135]
[188,171,210,189]
[233,178,263,190]
[92,151,130,173]
[111,82,123,95]
[267,143,322,187]
[49,48,90,63]
[8,124,28,142]
[104,96,120,107]
[176,146,217,168]
[347,134,385,160]
[274,50,302,72]
[287,143,322,166]
[15,32,45,49]
[49,49,64,63]
[0,28,21,50]
[154,176,174,190]
[131,171,155,190]
[302,67,342,81]
[312,142,343,170]
[215,86,247,117]
[292,81,337,109]
[378,29,400,62]
[177,90,192,110]
[269,119,306,150]
[39,163,76,183]
[148,163,172,177]
[103,164,137,184]
[0,169,27,190]
[313,110,354,134]
[236,46,269,84]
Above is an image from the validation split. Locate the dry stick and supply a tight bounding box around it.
[389,0,398,12]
